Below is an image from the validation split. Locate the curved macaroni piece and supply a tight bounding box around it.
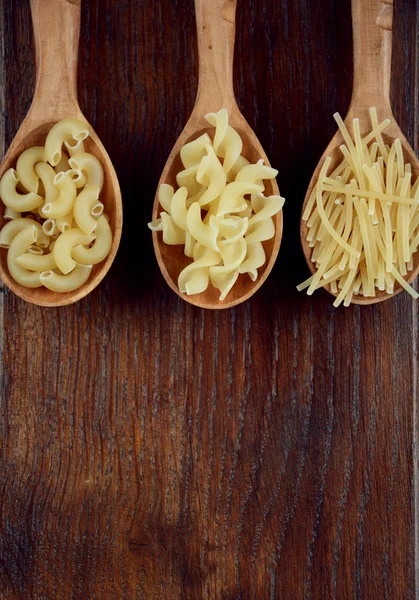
[54,152,70,174]
[43,172,76,219]
[205,109,242,180]
[74,185,101,234]
[71,216,112,266]
[16,146,45,193]
[42,219,58,237]
[40,264,92,292]
[28,245,43,255]
[196,145,226,207]
[35,162,59,205]
[178,246,220,295]
[149,185,187,245]
[4,208,20,221]
[16,251,57,272]
[0,169,43,212]
[217,182,262,217]
[209,268,240,301]
[56,211,74,233]
[68,153,104,191]
[91,202,104,217]
[187,202,219,251]
[239,242,266,281]
[0,218,48,249]
[45,118,90,166]
[66,168,87,189]
[180,134,211,169]
[64,139,86,157]
[7,226,42,287]
[53,227,96,274]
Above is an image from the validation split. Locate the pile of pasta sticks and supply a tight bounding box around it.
[149,108,284,300]
[299,107,419,306]
[0,119,112,292]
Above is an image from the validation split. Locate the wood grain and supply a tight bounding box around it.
[0,0,418,598]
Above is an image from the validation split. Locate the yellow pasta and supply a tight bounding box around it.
[56,212,74,233]
[54,152,71,175]
[53,228,96,274]
[42,219,58,237]
[7,226,43,288]
[68,153,104,191]
[45,118,90,167]
[35,162,59,206]
[0,218,48,249]
[0,119,112,292]
[71,216,112,266]
[0,169,43,212]
[42,172,76,219]
[16,146,45,193]
[73,186,101,234]
[300,108,419,305]
[40,264,93,293]
[64,139,86,157]
[66,168,87,189]
[16,251,57,272]
[4,207,20,221]
[149,108,284,300]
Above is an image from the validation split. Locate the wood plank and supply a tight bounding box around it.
[0,0,417,598]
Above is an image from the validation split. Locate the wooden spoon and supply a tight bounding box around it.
[0,0,122,307]
[151,0,283,310]
[300,0,419,305]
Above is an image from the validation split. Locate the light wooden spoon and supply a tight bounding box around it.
[151,0,283,310]
[300,0,419,305]
[0,0,122,307]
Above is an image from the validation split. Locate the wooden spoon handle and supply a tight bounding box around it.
[350,0,393,111]
[30,0,81,116]
[194,0,238,113]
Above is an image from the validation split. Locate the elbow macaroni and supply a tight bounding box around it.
[45,119,90,166]
[68,153,104,191]
[148,108,284,300]
[0,118,113,292]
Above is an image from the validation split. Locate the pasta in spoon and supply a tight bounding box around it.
[149,108,285,301]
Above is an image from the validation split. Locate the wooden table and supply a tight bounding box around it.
[0,0,418,598]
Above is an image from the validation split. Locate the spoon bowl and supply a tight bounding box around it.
[152,117,282,310]
[0,121,122,307]
[0,0,122,307]
[152,0,283,309]
[300,0,419,305]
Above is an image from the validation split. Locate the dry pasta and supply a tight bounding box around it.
[149,108,284,300]
[299,107,419,306]
[0,118,112,292]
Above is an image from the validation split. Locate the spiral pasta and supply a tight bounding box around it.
[149,108,285,301]
[0,118,112,293]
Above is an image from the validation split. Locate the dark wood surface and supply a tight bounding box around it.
[0,0,418,598]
